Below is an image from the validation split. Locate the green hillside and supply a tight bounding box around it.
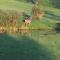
[0,0,60,60]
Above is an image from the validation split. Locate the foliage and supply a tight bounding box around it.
[55,23,60,33]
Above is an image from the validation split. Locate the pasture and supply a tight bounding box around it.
[0,0,60,60]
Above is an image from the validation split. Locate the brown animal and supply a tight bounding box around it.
[23,18,32,25]
[25,19,32,25]
[32,5,43,19]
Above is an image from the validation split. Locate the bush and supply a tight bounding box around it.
[55,23,60,33]
[22,12,31,20]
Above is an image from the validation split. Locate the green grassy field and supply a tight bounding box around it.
[0,0,60,60]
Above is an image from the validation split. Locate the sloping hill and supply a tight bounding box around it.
[0,0,60,60]
[0,0,60,29]
[0,0,32,12]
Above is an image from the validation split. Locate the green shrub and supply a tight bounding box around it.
[55,23,60,33]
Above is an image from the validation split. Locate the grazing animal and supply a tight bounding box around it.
[32,5,43,19]
[23,18,32,25]
[25,19,32,25]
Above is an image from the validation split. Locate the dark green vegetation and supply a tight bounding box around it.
[51,0,60,9]
[0,0,60,60]
[0,31,60,60]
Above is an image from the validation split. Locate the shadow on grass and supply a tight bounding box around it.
[44,11,60,20]
[51,0,60,9]
[0,33,52,60]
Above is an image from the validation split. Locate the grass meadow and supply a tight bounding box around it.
[0,0,60,60]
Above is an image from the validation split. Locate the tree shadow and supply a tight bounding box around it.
[0,33,52,60]
[44,11,60,20]
[50,0,60,9]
